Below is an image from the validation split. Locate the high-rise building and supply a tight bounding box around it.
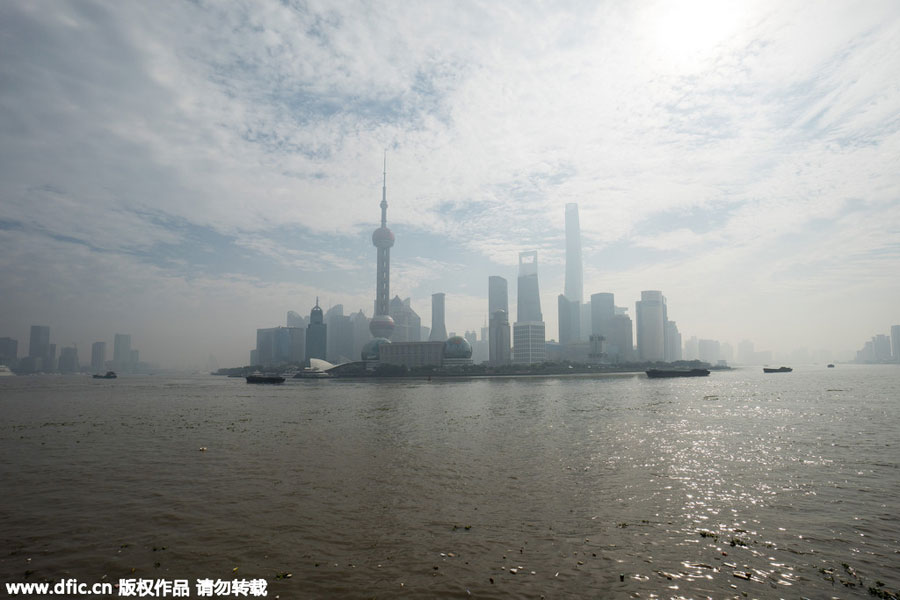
[892,325,900,363]
[489,309,511,365]
[564,203,583,304]
[256,326,305,367]
[513,251,545,363]
[665,321,682,362]
[429,293,448,342]
[91,342,106,371]
[516,251,542,323]
[113,334,132,372]
[698,339,720,364]
[306,299,327,363]
[559,203,583,345]
[635,291,666,362]
[390,296,422,343]
[325,304,354,363]
[350,310,372,361]
[287,310,307,328]
[370,155,395,340]
[608,314,634,363]
[488,276,508,317]
[513,322,546,364]
[0,337,18,368]
[590,293,615,338]
[873,334,892,362]
[29,325,50,364]
[58,346,79,373]
[558,295,580,345]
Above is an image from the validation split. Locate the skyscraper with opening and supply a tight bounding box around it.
[513,251,546,364]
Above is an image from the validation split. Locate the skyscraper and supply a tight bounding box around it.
[0,337,17,368]
[29,325,50,362]
[370,154,395,340]
[513,251,545,364]
[489,309,511,365]
[91,341,106,372]
[590,293,615,338]
[559,203,583,345]
[390,296,422,343]
[892,325,900,363]
[564,204,583,302]
[665,321,682,361]
[306,299,327,363]
[58,346,79,373]
[429,293,448,342]
[516,251,542,323]
[635,291,666,362]
[113,333,132,372]
[488,276,508,317]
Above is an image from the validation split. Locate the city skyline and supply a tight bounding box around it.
[1,1,899,368]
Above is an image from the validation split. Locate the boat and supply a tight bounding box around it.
[246,373,285,384]
[827,364,835,368]
[0,365,14,376]
[92,371,117,379]
[763,366,792,373]
[646,368,710,378]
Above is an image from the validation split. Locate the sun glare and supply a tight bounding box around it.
[650,0,746,70]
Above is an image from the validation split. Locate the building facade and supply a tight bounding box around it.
[306,300,327,363]
[428,293,448,342]
[635,291,666,362]
[513,321,546,364]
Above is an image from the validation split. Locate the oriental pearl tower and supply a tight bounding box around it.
[369,154,395,339]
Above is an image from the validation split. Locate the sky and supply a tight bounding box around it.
[1,0,899,368]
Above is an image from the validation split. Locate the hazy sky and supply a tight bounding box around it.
[1,0,898,367]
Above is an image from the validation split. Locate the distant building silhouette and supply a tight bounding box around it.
[390,296,421,343]
[488,276,508,317]
[306,299,327,363]
[370,155,395,340]
[516,251,542,323]
[325,304,354,363]
[665,321,682,361]
[558,203,582,345]
[635,291,666,362]
[256,326,305,367]
[513,251,545,364]
[608,313,634,363]
[58,346,79,373]
[429,293,448,342]
[350,310,372,362]
[0,337,18,368]
[892,325,900,363]
[91,342,106,371]
[287,310,307,328]
[22,325,52,372]
[114,333,133,373]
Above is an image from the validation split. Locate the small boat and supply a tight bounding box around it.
[0,365,14,376]
[763,366,792,373]
[93,371,117,379]
[646,368,710,378]
[246,373,285,384]
[827,364,835,368]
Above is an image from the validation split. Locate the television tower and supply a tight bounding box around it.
[369,153,395,339]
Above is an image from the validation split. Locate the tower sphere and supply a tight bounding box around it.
[372,227,395,248]
[444,335,473,359]
[369,313,395,339]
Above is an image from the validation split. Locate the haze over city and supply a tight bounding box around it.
[1,0,898,369]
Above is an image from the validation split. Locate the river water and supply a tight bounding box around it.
[1,365,898,599]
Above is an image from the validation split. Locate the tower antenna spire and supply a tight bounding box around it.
[381,150,388,227]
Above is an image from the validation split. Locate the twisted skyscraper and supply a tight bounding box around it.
[370,155,395,340]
